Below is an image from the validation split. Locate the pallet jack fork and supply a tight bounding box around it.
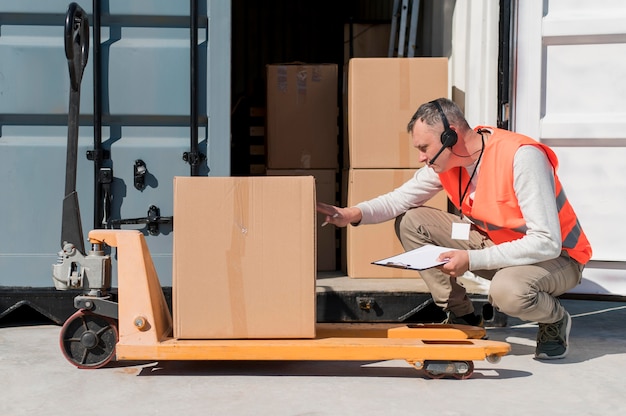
[57,229,511,379]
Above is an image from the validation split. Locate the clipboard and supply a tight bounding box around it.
[372,244,453,271]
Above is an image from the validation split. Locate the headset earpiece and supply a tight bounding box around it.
[431,100,458,148]
[440,127,458,148]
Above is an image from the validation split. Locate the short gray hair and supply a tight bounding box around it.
[406,98,470,133]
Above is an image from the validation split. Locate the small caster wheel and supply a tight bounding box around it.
[59,309,118,369]
[423,360,450,379]
[424,369,446,379]
[423,360,474,379]
[451,361,474,380]
[486,354,502,364]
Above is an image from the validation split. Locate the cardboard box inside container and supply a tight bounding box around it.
[267,169,337,271]
[173,176,316,339]
[347,58,448,168]
[345,168,449,278]
[266,64,339,169]
[341,23,391,168]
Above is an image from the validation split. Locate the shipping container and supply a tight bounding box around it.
[2,0,624,326]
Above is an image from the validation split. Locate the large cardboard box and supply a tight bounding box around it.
[345,169,449,278]
[267,169,337,271]
[347,58,448,168]
[341,25,392,169]
[173,176,316,339]
[266,64,338,169]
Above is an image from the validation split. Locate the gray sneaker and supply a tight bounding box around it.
[535,311,571,360]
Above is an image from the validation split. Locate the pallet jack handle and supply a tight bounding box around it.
[61,2,89,253]
[65,3,89,92]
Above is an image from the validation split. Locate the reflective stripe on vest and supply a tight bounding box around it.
[464,215,528,235]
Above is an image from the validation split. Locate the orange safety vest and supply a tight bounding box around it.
[438,127,592,265]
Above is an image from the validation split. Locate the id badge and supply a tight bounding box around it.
[451,222,471,240]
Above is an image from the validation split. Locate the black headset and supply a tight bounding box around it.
[432,100,457,147]
[428,100,457,165]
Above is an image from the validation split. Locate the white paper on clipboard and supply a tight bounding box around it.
[372,244,453,271]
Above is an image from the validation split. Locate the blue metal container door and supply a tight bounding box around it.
[0,0,231,292]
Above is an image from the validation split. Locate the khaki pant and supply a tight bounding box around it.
[394,206,583,324]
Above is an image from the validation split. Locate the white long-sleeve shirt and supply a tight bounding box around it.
[355,145,562,271]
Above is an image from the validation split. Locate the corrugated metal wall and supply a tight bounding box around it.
[0,0,230,289]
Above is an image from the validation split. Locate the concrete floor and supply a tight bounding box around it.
[1,298,625,416]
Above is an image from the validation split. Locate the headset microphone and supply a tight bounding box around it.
[428,144,447,165]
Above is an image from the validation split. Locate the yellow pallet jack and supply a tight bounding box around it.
[54,4,509,379]
[55,230,510,379]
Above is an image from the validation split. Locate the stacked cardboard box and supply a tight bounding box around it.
[347,58,448,169]
[341,24,391,168]
[344,169,449,278]
[266,64,339,271]
[266,63,338,170]
[344,58,449,278]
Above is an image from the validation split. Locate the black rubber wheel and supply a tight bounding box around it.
[423,360,475,379]
[423,360,448,379]
[423,369,446,379]
[452,361,474,380]
[59,309,118,369]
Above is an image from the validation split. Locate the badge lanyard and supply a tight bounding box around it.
[458,132,485,219]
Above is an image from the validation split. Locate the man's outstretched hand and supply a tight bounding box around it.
[316,202,362,228]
